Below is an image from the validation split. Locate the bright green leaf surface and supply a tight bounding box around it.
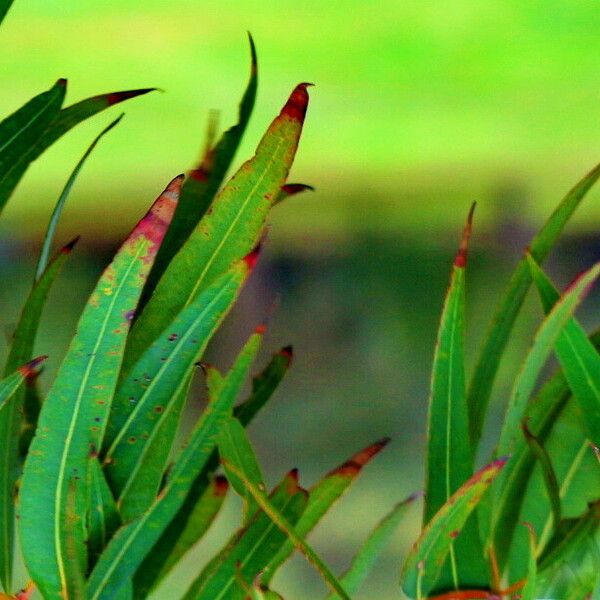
[124,83,310,371]
[86,332,262,600]
[18,178,181,600]
[519,524,537,600]
[401,458,506,599]
[467,163,600,446]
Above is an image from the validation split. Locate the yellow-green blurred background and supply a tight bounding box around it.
[2,1,600,598]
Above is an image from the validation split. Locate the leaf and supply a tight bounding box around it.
[0,241,74,592]
[182,470,308,600]
[0,80,66,212]
[140,34,258,307]
[400,458,507,599]
[132,346,292,597]
[0,358,46,414]
[423,205,488,591]
[35,116,122,280]
[0,0,14,26]
[325,493,417,600]
[263,438,390,583]
[18,177,181,600]
[527,255,600,447]
[497,261,600,456]
[218,416,264,521]
[86,331,262,600]
[467,163,600,446]
[536,502,600,599]
[273,183,314,206]
[519,524,537,600]
[0,87,154,210]
[103,258,254,522]
[522,421,561,537]
[124,83,310,371]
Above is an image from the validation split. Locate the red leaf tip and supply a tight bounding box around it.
[243,244,262,269]
[454,202,476,268]
[288,468,300,482]
[330,437,390,477]
[281,183,315,197]
[18,355,48,378]
[213,475,229,496]
[280,345,293,363]
[62,236,81,253]
[255,323,268,335]
[57,78,67,87]
[280,83,313,123]
[105,88,156,106]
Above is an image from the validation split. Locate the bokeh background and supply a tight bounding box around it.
[2,1,600,598]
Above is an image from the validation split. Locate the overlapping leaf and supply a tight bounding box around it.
[19,177,181,600]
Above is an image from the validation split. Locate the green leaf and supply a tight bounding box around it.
[519,524,537,600]
[35,116,122,280]
[141,34,258,307]
[217,462,351,600]
[0,0,14,26]
[0,87,153,210]
[87,459,120,565]
[124,83,310,371]
[132,347,292,597]
[467,163,600,446]
[423,205,488,591]
[536,502,600,599]
[103,259,253,522]
[263,438,390,583]
[325,493,417,600]
[497,261,600,456]
[218,416,264,521]
[400,458,507,599]
[527,255,600,447]
[18,177,181,600]
[86,331,262,600]
[0,80,66,212]
[182,470,308,600]
[0,241,74,592]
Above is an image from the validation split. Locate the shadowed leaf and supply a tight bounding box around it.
[19,177,181,600]
[0,0,14,25]
[273,183,314,206]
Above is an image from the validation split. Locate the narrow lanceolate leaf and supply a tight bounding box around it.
[219,462,350,600]
[522,421,561,535]
[0,242,74,592]
[141,34,258,305]
[467,163,600,446]
[519,524,538,600]
[36,117,122,280]
[103,258,255,522]
[19,177,181,600]
[326,493,417,600]
[0,359,46,414]
[528,256,600,447]
[536,502,600,599]
[424,205,488,591]
[273,183,314,206]
[0,87,153,209]
[133,347,292,597]
[183,470,308,600]
[263,438,390,583]
[0,0,14,25]
[88,459,120,565]
[125,83,310,370]
[400,458,507,599]
[497,261,600,456]
[218,416,264,521]
[0,80,65,212]
[135,476,227,597]
[86,332,262,600]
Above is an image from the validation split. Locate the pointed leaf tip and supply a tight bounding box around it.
[330,438,390,477]
[18,355,48,377]
[214,475,229,496]
[454,202,476,268]
[247,32,257,72]
[281,183,315,195]
[564,261,600,296]
[57,78,67,87]
[280,83,312,123]
[280,345,293,361]
[105,88,156,106]
[62,236,81,253]
[243,244,262,269]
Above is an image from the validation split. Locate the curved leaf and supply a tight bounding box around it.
[18,177,181,600]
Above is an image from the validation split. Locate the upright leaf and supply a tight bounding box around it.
[263,438,389,583]
[0,88,154,209]
[103,258,255,522]
[467,163,600,445]
[133,346,293,597]
[0,80,66,211]
[86,332,262,600]
[183,470,308,600]
[400,458,507,599]
[141,34,258,304]
[326,493,417,600]
[519,524,538,600]
[528,256,600,447]
[124,83,311,371]
[18,177,181,600]
[424,205,488,591]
